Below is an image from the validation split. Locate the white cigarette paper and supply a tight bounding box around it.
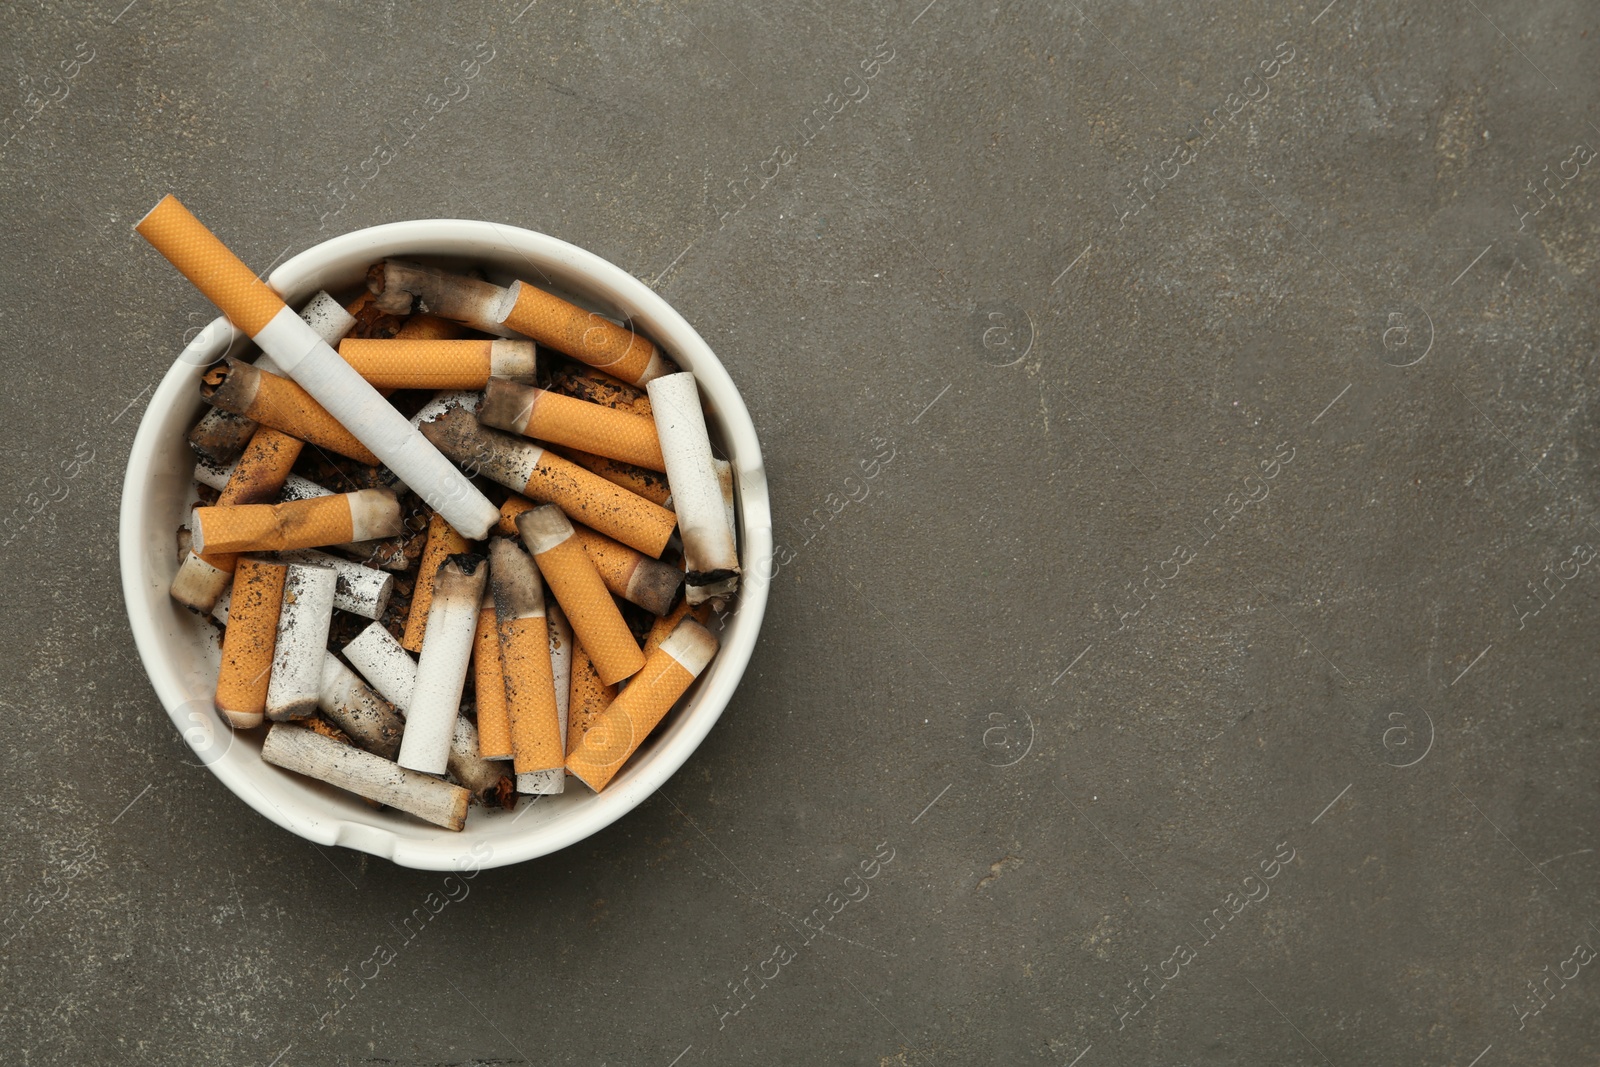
[261,723,469,831]
[646,373,740,603]
[342,621,418,714]
[518,604,572,795]
[317,652,405,760]
[274,549,394,620]
[264,564,338,720]
[397,555,488,774]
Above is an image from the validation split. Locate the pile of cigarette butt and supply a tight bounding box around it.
[139,195,740,832]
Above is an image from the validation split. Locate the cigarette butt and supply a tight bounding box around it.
[496,497,678,612]
[193,456,325,503]
[369,258,513,334]
[518,604,572,794]
[191,489,401,555]
[342,620,417,713]
[262,723,470,831]
[317,651,404,760]
[547,363,653,417]
[265,563,338,720]
[402,511,472,652]
[336,338,536,390]
[171,551,237,615]
[419,407,676,557]
[566,640,616,757]
[566,618,719,792]
[394,313,466,341]
[472,586,513,759]
[273,549,395,620]
[214,557,287,728]
[517,504,644,685]
[137,198,498,540]
[488,537,563,774]
[643,599,712,659]
[714,457,737,557]
[201,357,381,466]
[397,554,488,775]
[479,379,666,472]
[449,716,513,801]
[187,409,257,463]
[495,280,675,387]
[549,445,673,508]
[647,373,740,603]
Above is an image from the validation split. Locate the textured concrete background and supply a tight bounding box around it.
[2,0,1597,1063]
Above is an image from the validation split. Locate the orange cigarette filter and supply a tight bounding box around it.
[489,537,564,774]
[402,511,473,652]
[201,358,380,466]
[190,426,305,578]
[214,557,288,728]
[497,496,680,614]
[135,196,283,336]
[479,378,666,472]
[566,618,719,791]
[192,489,401,555]
[395,313,465,341]
[336,338,536,391]
[497,280,672,387]
[471,586,514,759]
[643,599,712,658]
[548,363,653,416]
[550,446,672,507]
[516,505,644,686]
[566,641,617,757]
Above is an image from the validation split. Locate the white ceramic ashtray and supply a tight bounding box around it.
[119,217,771,870]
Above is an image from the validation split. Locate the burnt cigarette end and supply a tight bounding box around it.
[441,551,488,578]
[478,377,537,436]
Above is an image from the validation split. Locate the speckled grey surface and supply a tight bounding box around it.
[2,0,1598,1063]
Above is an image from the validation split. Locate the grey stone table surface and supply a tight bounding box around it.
[2,0,1596,1063]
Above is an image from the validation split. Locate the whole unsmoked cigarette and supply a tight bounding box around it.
[567,618,719,792]
[547,363,653,417]
[262,723,469,831]
[264,564,338,720]
[402,511,472,652]
[419,407,676,557]
[550,446,672,508]
[369,258,514,334]
[191,489,400,555]
[136,197,499,540]
[488,537,562,775]
[336,338,536,390]
[644,599,711,659]
[342,621,417,713]
[274,549,394,620]
[214,558,287,728]
[185,290,357,462]
[201,358,380,466]
[397,554,488,774]
[472,587,513,759]
[317,652,404,760]
[566,640,617,757]
[495,279,675,387]
[495,497,678,613]
[518,604,572,795]
[449,716,513,800]
[647,373,740,603]
[517,504,644,685]
[479,378,666,472]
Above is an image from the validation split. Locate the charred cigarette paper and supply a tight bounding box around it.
[449,716,513,801]
[550,446,672,508]
[495,279,675,388]
[480,378,667,472]
[317,652,404,760]
[517,504,644,685]
[336,338,536,390]
[497,498,678,613]
[567,618,719,792]
[472,585,514,759]
[419,407,676,557]
[567,639,617,757]
[397,554,488,775]
[274,549,394,620]
[402,510,472,652]
[201,357,380,466]
[136,197,499,539]
[488,537,563,775]
[519,604,572,795]
[342,621,417,713]
[262,723,469,831]
[192,489,401,555]
[548,363,653,417]
[369,258,515,335]
[647,373,740,603]
[214,557,287,728]
[264,563,337,721]
[715,457,737,556]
